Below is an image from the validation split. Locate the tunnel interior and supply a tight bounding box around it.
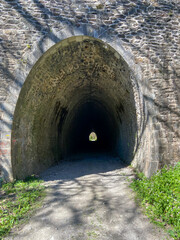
[11,36,138,179]
[61,100,118,158]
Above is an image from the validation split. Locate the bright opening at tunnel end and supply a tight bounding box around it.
[89,132,97,142]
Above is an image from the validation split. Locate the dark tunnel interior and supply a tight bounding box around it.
[61,101,118,158]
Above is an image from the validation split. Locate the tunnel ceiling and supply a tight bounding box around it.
[12,36,137,179]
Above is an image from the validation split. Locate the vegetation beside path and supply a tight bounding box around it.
[130,162,180,239]
[0,163,179,239]
[0,175,45,239]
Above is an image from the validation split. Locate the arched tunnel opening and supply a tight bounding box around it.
[11,36,138,179]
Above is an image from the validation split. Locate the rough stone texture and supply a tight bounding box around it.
[0,0,180,180]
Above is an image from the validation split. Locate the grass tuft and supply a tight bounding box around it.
[0,175,45,238]
[130,162,180,239]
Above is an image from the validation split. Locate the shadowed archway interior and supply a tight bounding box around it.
[11,36,138,179]
[61,100,118,157]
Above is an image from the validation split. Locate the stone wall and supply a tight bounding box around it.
[0,0,179,181]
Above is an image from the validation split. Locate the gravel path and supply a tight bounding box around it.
[6,156,171,240]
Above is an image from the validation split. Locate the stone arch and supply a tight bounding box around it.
[9,35,155,180]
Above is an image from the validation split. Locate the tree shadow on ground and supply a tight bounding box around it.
[7,156,168,240]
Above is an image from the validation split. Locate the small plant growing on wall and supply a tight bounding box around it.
[96,4,104,10]
[27,44,31,49]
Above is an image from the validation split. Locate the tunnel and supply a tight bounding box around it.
[11,36,138,179]
[61,100,118,157]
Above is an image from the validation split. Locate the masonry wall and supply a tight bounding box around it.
[0,0,179,181]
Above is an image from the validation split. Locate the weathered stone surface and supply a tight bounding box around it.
[0,0,179,180]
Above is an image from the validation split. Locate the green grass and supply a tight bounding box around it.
[130,162,180,239]
[87,230,100,239]
[0,175,45,238]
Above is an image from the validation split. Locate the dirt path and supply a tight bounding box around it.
[6,156,171,240]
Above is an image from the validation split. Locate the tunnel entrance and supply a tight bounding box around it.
[11,36,138,179]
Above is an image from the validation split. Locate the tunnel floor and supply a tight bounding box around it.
[6,156,169,240]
